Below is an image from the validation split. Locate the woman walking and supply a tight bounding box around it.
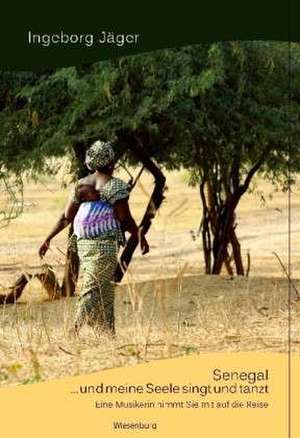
[39,140,149,334]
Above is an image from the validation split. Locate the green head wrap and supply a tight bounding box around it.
[85,140,115,171]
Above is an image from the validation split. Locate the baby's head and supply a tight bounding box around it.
[77,185,100,202]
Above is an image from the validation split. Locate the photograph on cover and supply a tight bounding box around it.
[0,41,299,385]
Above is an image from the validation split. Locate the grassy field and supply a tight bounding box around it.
[0,169,299,385]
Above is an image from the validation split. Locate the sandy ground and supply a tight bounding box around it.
[0,169,299,385]
[0,274,299,386]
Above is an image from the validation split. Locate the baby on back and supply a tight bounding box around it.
[76,184,101,202]
[73,183,119,238]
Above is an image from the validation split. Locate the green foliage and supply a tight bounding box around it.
[1,42,298,273]
[0,41,299,185]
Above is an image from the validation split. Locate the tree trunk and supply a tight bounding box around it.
[114,132,166,282]
[60,142,90,295]
[61,243,80,297]
[229,226,244,275]
[200,180,240,276]
[212,194,240,274]
[199,180,212,274]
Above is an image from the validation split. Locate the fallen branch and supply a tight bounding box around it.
[0,273,32,304]
[0,264,64,305]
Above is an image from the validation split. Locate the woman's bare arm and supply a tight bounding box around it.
[113,198,149,254]
[38,200,80,258]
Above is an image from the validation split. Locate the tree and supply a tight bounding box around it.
[0,41,299,283]
[169,42,300,274]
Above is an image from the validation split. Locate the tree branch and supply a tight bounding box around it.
[240,146,271,195]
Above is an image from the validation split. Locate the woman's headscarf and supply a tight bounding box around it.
[85,140,115,171]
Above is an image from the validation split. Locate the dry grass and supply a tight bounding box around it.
[0,169,299,386]
[0,274,299,386]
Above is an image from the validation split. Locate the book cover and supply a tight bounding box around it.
[0,1,298,437]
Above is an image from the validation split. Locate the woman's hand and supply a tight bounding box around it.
[37,210,75,259]
[37,189,79,259]
[38,239,50,258]
[114,199,150,255]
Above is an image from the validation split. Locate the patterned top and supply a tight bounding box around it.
[74,201,120,238]
[70,177,129,245]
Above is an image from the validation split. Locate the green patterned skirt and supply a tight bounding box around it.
[72,235,119,333]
